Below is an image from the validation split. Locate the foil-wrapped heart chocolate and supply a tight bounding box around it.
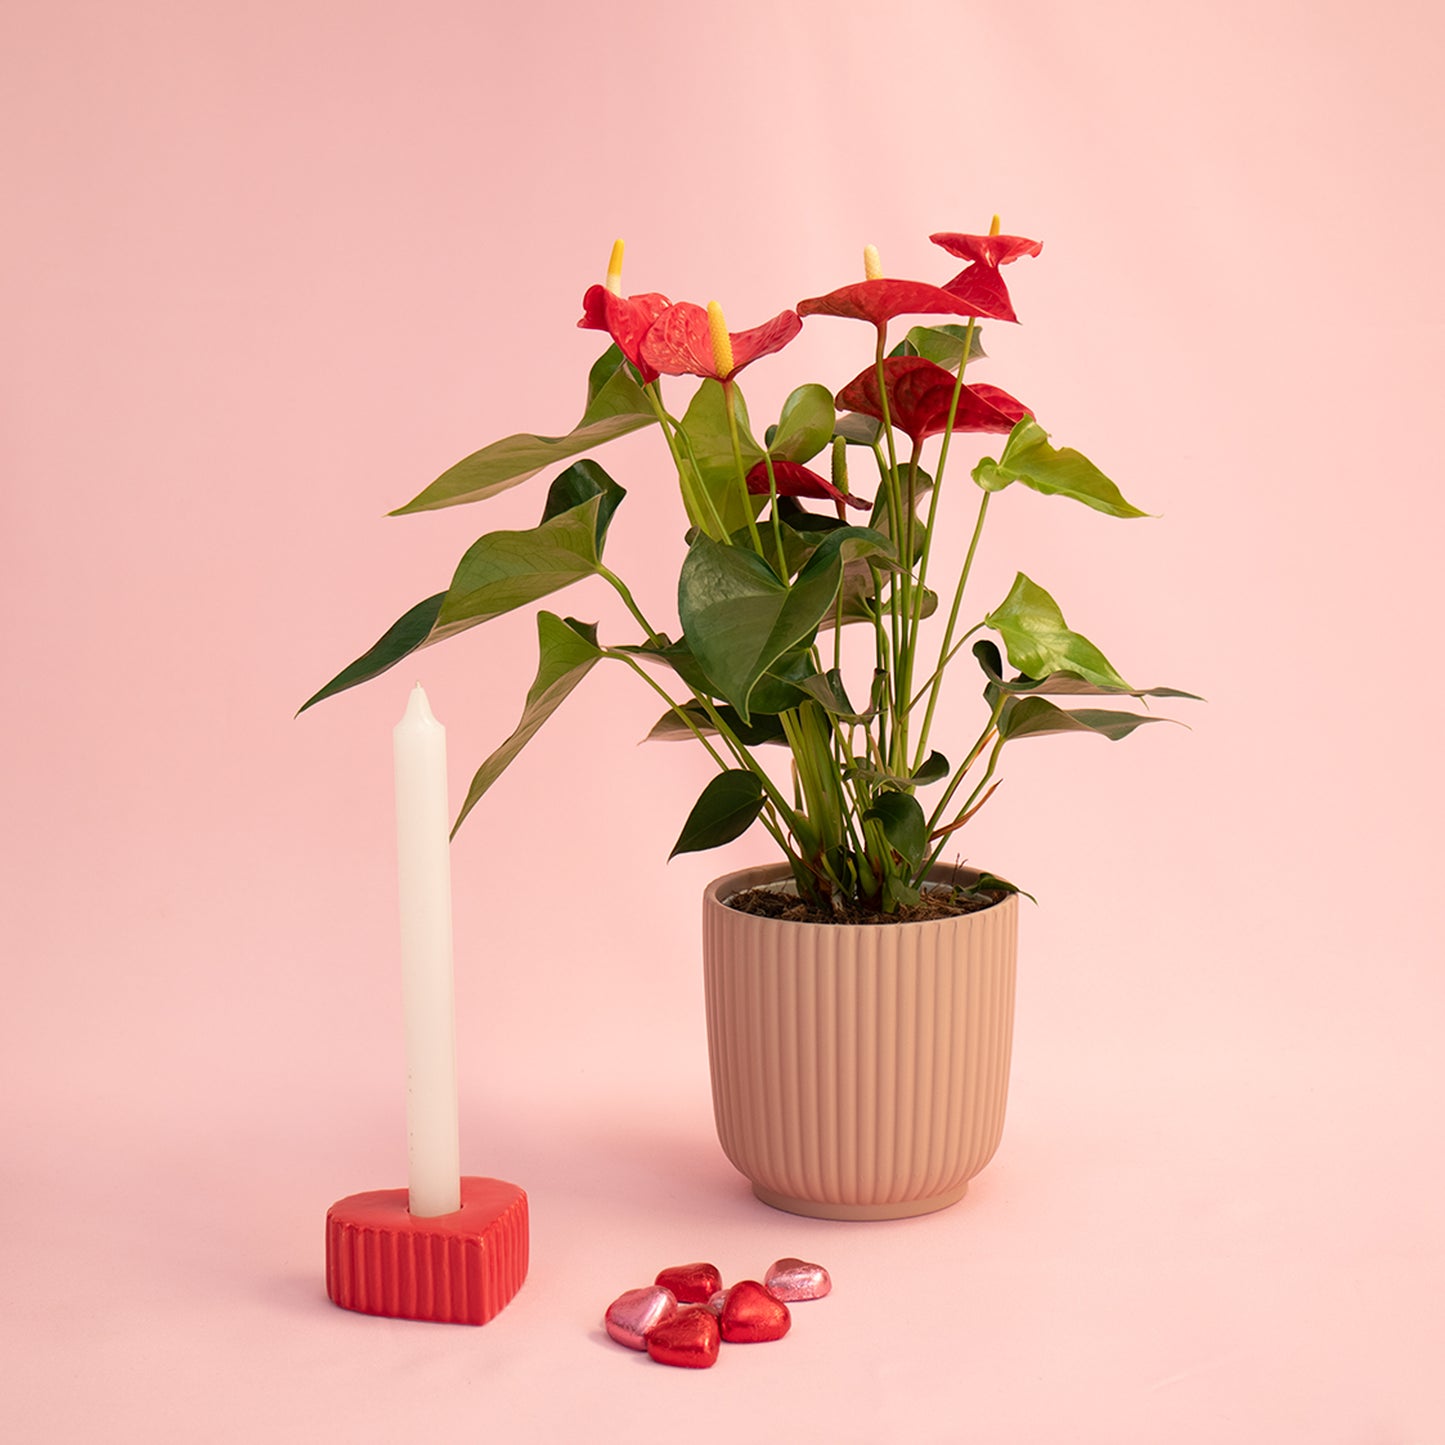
[654,1261,723,1304]
[765,1257,832,1302]
[703,1287,731,1315]
[719,1280,791,1343]
[604,1285,677,1350]
[646,1307,721,1368]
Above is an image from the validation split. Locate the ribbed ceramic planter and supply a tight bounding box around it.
[703,862,1018,1221]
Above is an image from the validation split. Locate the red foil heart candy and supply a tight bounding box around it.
[654,1261,723,1304]
[604,1285,677,1351]
[764,1257,832,1303]
[719,1280,791,1343]
[646,1307,721,1368]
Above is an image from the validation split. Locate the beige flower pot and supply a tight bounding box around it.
[703,862,1019,1221]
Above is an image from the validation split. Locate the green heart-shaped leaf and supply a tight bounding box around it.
[768,384,836,463]
[973,417,1147,518]
[834,412,883,446]
[972,639,1201,702]
[433,463,626,638]
[305,462,624,711]
[620,634,718,699]
[452,613,603,834]
[747,649,819,715]
[645,703,788,747]
[540,456,627,538]
[912,751,950,786]
[864,791,928,871]
[670,769,766,858]
[678,379,766,535]
[393,346,654,514]
[298,592,444,713]
[996,695,1166,742]
[985,574,1130,691]
[678,526,895,721]
[893,323,987,369]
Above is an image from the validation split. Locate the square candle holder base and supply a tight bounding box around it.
[326,1176,528,1325]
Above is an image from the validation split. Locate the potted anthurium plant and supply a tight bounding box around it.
[303,222,1194,1220]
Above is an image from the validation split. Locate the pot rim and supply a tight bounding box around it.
[703,860,1016,929]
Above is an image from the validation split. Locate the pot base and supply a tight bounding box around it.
[751,1180,969,1222]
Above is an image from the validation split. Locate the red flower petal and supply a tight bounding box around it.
[967,382,1032,426]
[928,233,1042,324]
[941,263,1020,324]
[729,309,802,371]
[929,232,1043,267]
[797,277,1009,327]
[637,302,713,378]
[638,303,801,380]
[745,458,869,510]
[836,356,1029,445]
[578,285,670,383]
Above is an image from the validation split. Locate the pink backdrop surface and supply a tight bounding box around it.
[3,1,1442,1440]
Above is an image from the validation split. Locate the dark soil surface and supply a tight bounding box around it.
[725,884,1007,926]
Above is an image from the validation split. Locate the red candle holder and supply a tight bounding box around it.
[326,1176,528,1325]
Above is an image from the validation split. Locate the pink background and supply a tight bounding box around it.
[4,1,1442,1439]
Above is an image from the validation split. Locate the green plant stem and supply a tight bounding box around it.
[820,710,871,859]
[609,650,803,866]
[918,732,1004,880]
[871,326,903,536]
[923,694,1004,837]
[893,438,924,771]
[596,568,807,848]
[722,380,763,554]
[901,325,982,780]
[869,328,907,704]
[597,564,658,642]
[780,706,838,846]
[907,622,983,712]
[866,562,893,756]
[832,581,844,675]
[913,489,991,768]
[906,319,977,759]
[643,383,725,539]
[756,449,787,571]
[926,318,978,502]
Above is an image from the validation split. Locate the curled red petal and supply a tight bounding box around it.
[744,458,870,509]
[967,382,1032,426]
[941,263,1020,323]
[728,309,802,371]
[836,356,1027,445]
[929,232,1043,267]
[638,302,714,378]
[578,285,670,382]
[639,303,801,380]
[797,277,989,327]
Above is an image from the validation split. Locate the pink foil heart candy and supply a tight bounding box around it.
[646,1307,721,1368]
[654,1261,723,1304]
[704,1287,731,1315]
[719,1280,791,1343]
[764,1257,832,1303]
[604,1286,677,1350]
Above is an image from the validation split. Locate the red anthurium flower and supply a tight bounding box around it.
[836,356,1031,447]
[929,230,1042,325]
[797,277,1016,328]
[578,283,671,384]
[744,458,870,511]
[931,232,1043,269]
[639,302,802,381]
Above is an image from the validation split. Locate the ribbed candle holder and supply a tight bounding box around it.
[325,1176,528,1325]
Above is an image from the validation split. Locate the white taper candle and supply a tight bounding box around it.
[394,683,461,1217]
